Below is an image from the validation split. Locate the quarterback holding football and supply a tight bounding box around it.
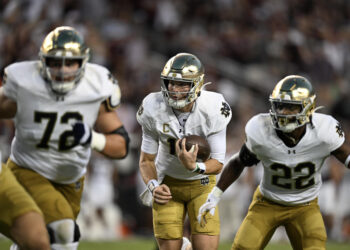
[198,75,350,250]
[137,53,232,250]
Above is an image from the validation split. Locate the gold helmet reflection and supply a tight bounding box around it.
[269,75,316,132]
[39,26,90,95]
[160,53,205,109]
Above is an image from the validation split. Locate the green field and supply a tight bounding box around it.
[0,238,349,250]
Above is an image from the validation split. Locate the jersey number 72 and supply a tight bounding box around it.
[34,111,83,151]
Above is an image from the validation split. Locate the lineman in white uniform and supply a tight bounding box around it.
[137,53,232,250]
[0,26,129,250]
[198,75,350,250]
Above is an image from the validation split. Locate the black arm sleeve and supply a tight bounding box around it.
[239,143,260,167]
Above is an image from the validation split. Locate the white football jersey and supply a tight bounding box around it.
[3,61,121,184]
[245,113,345,205]
[136,91,232,181]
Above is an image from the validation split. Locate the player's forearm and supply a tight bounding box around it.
[139,160,158,184]
[217,154,245,192]
[203,158,223,175]
[100,133,128,158]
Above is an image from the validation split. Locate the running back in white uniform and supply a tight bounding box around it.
[137,90,232,180]
[245,113,345,205]
[3,61,121,184]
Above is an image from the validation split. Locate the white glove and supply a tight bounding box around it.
[197,186,223,227]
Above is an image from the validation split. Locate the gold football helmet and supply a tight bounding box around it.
[269,75,316,132]
[160,53,204,109]
[39,26,90,95]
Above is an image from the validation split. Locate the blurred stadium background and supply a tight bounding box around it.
[1,0,350,249]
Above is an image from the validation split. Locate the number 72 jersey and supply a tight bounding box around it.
[3,61,121,184]
[245,113,345,205]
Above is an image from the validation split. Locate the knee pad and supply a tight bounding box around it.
[47,219,80,244]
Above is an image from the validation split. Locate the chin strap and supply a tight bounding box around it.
[200,82,212,92]
[314,106,325,112]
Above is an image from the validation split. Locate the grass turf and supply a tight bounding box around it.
[0,238,349,249]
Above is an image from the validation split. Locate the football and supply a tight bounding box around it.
[179,135,210,162]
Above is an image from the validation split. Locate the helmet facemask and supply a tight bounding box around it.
[270,97,315,133]
[269,75,316,133]
[160,53,205,109]
[161,75,204,109]
[39,26,90,95]
[40,56,87,95]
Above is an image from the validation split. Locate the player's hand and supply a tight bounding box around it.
[153,184,172,204]
[175,138,198,171]
[72,122,92,146]
[197,186,223,227]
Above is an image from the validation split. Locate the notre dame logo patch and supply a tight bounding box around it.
[336,123,344,138]
[220,102,231,118]
[200,177,209,186]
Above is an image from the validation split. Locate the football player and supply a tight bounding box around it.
[0,159,50,250]
[0,26,129,250]
[137,53,232,250]
[198,75,350,250]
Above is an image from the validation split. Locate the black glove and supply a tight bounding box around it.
[72,122,92,146]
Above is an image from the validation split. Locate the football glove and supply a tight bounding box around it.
[197,186,223,227]
[72,122,92,146]
[72,122,106,151]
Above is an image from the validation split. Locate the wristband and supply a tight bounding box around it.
[192,162,206,174]
[147,179,159,194]
[345,154,350,169]
[91,131,107,152]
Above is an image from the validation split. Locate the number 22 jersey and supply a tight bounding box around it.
[245,113,345,205]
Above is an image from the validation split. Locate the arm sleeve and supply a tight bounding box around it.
[239,143,260,167]
[207,128,227,163]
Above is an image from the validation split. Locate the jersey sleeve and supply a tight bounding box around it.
[104,73,121,111]
[89,64,121,111]
[244,115,261,153]
[136,94,159,154]
[318,115,345,152]
[2,65,19,101]
[208,95,232,135]
[207,127,226,163]
[140,126,159,155]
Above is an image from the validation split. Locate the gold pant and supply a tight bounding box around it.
[0,163,42,238]
[232,187,326,250]
[153,175,220,239]
[8,159,84,224]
